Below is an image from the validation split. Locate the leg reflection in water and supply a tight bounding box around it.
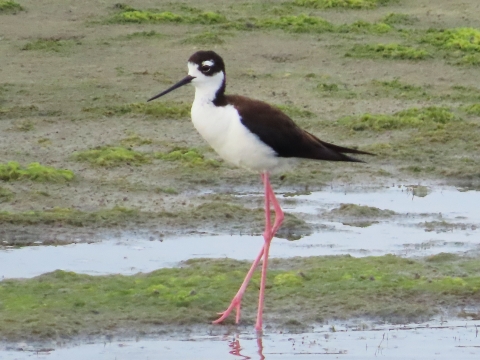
[227,333,265,360]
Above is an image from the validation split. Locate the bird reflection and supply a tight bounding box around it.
[227,333,265,360]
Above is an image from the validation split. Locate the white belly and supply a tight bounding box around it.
[191,100,284,172]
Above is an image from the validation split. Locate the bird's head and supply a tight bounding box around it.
[148,50,226,102]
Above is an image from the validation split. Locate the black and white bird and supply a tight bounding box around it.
[148,50,372,331]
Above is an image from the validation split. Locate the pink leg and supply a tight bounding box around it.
[212,245,265,324]
[255,173,284,331]
[212,174,270,324]
[213,173,284,328]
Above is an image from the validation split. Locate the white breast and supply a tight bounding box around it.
[191,99,283,173]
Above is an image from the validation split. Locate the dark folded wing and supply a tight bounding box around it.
[228,95,373,163]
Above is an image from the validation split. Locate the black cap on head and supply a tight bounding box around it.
[147,50,227,102]
[188,50,225,77]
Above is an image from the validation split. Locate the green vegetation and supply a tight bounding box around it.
[316,83,338,92]
[422,28,480,52]
[422,28,480,66]
[463,103,480,116]
[0,0,23,13]
[315,82,359,99]
[1,254,480,340]
[73,146,149,167]
[83,102,190,119]
[254,15,334,33]
[339,21,391,34]
[121,30,163,39]
[382,13,417,25]
[15,120,34,131]
[0,207,142,227]
[0,186,14,203]
[0,105,39,119]
[182,31,226,45]
[0,162,74,182]
[339,107,460,131]
[275,104,314,118]
[119,134,153,147]
[293,0,391,9]
[456,53,480,66]
[420,220,468,232]
[346,44,430,60]
[371,78,429,99]
[155,148,220,167]
[22,37,81,52]
[327,203,395,227]
[329,204,395,217]
[108,6,393,35]
[110,8,226,24]
[155,187,178,195]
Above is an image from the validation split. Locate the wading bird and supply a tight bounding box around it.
[148,50,372,331]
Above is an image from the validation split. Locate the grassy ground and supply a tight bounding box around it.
[1,253,479,341]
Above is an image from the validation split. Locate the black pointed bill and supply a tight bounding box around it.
[147,75,195,102]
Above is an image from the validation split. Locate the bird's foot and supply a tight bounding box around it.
[212,294,243,324]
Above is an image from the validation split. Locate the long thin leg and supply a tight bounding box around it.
[212,174,270,324]
[255,172,284,331]
[212,245,264,324]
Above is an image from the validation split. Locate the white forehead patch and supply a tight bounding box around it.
[202,60,214,67]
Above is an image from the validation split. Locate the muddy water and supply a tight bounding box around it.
[1,320,479,359]
[1,186,479,279]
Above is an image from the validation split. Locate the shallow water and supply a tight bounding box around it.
[1,185,479,279]
[1,185,480,359]
[1,320,479,359]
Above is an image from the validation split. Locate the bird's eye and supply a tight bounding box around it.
[201,65,211,72]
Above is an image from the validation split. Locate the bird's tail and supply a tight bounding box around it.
[306,131,374,163]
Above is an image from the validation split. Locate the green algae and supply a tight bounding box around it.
[187,202,311,240]
[0,206,142,227]
[181,31,226,45]
[421,220,473,232]
[254,15,334,33]
[382,13,417,25]
[0,105,40,119]
[73,146,149,167]
[154,148,221,167]
[275,104,314,119]
[83,102,190,119]
[421,28,480,66]
[0,186,14,203]
[22,37,81,52]
[0,162,74,182]
[0,201,308,238]
[346,44,430,60]
[293,0,392,9]
[422,28,480,53]
[339,106,460,131]
[119,134,153,147]
[120,30,163,39]
[110,8,226,25]
[328,202,395,227]
[370,78,429,99]
[0,0,22,14]
[107,6,393,36]
[1,254,480,340]
[329,203,396,217]
[463,103,480,116]
[338,21,392,34]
